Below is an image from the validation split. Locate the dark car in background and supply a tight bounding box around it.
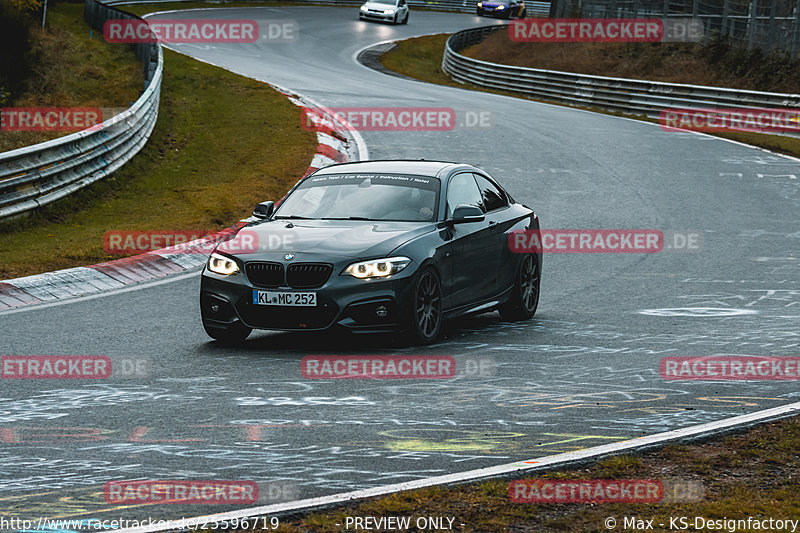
[200,160,541,345]
[477,0,526,18]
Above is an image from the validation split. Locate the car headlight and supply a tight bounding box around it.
[207,253,239,275]
[477,2,482,6]
[497,5,505,8]
[384,8,395,13]
[360,5,368,10]
[343,256,411,279]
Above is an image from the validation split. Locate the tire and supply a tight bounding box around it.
[401,11,408,23]
[392,13,398,24]
[408,267,442,345]
[519,7,526,17]
[498,254,540,321]
[502,8,511,18]
[476,7,482,15]
[203,321,252,345]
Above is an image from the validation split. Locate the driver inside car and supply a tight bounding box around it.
[385,188,434,221]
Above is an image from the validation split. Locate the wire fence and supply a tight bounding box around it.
[550,0,800,56]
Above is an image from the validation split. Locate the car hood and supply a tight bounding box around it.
[481,1,508,6]
[362,2,396,9]
[219,219,434,260]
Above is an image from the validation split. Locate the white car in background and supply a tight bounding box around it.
[359,0,409,24]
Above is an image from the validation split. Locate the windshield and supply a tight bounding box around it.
[274,173,440,222]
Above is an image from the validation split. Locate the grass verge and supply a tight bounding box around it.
[241,415,800,532]
[0,3,316,280]
[0,3,141,152]
[379,33,800,159]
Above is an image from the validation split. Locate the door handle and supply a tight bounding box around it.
[489,220,499,231]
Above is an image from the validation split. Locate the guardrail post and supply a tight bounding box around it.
[721,0,729,36]
[794,0,800,57]
[748,0,758,51]
[767,0,777,51]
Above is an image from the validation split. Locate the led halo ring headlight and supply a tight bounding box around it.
[207,252,239,275]
[343,256,412,279]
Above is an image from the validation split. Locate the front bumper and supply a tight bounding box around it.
[359,10,396,21]
[201,259,418,334]
[477,6,509,15]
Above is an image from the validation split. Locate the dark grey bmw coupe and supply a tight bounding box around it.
[200,160,541,345]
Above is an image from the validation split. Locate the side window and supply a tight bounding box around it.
[474,174,508,212]
[446,173,483,218]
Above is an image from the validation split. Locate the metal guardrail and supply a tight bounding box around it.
[102,0,551,16]
[0,0,162,222]
[442,24,800,121]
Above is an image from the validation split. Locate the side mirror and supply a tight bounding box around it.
[449,204,485,224]
[253,201,274,219]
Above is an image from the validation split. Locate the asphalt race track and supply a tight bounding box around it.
[2,5,800,527]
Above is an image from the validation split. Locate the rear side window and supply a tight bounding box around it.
[446,173,483,218]
[474,174,508,212]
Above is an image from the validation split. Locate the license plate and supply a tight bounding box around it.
[252,290,316,307]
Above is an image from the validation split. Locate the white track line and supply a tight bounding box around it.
[119,400,800,532]
[0,270,200,316]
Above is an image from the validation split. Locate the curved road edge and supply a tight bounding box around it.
[117,401,800,532]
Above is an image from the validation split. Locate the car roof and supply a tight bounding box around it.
[312,160,463,178]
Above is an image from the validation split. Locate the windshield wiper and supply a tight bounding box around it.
[321,217,373,221]
[273,215,313,219]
